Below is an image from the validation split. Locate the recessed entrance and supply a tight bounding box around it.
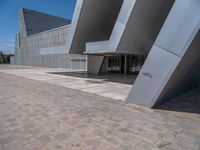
[100,55,146,75]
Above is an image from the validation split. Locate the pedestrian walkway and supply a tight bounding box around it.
[0,65,136,101]
[0,65,199,150]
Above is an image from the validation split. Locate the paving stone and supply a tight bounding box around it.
[23,141,47,150]
[46,140,67,150]
[0,65,199,150]
[164,139,198,150]
[54,133,69,141]
[37,134,55,144]
[97,140,120,150]
[0,135,16,146]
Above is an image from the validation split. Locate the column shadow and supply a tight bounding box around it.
[156,88,200,114]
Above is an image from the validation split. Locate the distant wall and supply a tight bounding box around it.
[14,17,87,70]
[10,56,15,65]
[15,54,86,70]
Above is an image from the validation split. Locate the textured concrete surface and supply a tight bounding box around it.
[14,9,86,70]
[0,65,200,150]
[127,0,200,108]
[0,65,134,101]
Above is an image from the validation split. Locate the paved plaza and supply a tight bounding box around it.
[0,65,135,101]
[0,65,199,150]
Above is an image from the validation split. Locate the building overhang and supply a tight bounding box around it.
[67,0,123,54]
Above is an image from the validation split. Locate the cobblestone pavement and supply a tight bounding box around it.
[0,66,200,150]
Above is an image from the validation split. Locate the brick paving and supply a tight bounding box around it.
[0,66,200,150]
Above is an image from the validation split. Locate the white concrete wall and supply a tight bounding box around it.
[68,0,124,54]
[87,55,104,74]
[15,10,87,70]
[86,0,175,55]
[10,56,15,65]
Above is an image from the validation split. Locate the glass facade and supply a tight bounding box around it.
[101,55,146,74]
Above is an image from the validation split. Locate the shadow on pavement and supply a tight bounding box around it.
[156,88,200,114]
[48,71,137,85]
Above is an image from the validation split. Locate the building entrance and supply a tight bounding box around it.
[107,56,122,73]
[100,55,146,75]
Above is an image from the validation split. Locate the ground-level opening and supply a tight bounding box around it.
[99,54,146,75]
[48,53,147,101]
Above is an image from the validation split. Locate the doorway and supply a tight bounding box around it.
[100,54,146,75]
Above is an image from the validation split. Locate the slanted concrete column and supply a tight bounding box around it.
[124,55,127,75]
[127,0,200,107]
[87,55,104,75]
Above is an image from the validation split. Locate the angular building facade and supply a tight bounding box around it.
[14,8,86,69]
[14,0,200,108]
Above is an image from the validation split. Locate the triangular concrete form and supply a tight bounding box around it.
[85,0,175,55]
[67,0,123,54]
[22,8,71,36]
[127,0,200,107]
[68,0,200,107]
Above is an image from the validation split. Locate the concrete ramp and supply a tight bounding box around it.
[127,0,200,107]
[86,0,175,55]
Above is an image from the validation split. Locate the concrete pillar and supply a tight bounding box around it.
[127,0,200,108]
[124,55,127,75]
[87,55,104,75]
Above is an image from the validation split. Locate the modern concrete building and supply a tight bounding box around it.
[14,8,86,69]
[14,0,200,108]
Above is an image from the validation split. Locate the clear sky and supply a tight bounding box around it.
[0,0,76,54]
